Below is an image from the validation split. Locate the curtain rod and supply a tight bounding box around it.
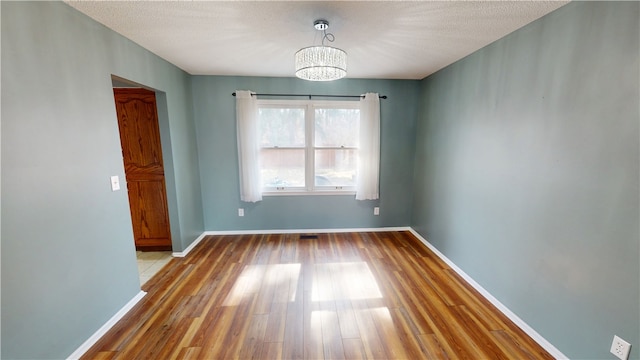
[231,92,387,99]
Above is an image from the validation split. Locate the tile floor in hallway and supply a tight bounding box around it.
[136,251,173,285]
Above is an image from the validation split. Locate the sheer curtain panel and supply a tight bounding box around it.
[356,93,380,200]
[236,90,262,202]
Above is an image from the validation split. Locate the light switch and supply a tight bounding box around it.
[110,175,121,191]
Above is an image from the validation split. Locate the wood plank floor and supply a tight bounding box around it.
[82,231,555,359]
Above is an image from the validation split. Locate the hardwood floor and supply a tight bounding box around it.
[82,231,555,359]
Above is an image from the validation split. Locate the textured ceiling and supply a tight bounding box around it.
[65,1,568,80]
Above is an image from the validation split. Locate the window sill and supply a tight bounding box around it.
[262,190,356,197]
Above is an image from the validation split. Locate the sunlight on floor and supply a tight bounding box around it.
[223,263,301,306]
[222,261,383,307]
[312,262,383,302]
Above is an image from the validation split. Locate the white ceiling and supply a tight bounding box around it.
[65,1,568,80]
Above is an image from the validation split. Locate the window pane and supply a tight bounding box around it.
[315,149,357,186]
[315,108,359,147]
[261,149,305,187]
[259,108,305,147]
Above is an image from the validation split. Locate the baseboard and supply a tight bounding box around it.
[408,228,568,360]
[204,226,411,236]
[68,228,565,359]
[67,290,147,359]
[173,227,412,258]
[160,227,567,358]
[172,232,208,258]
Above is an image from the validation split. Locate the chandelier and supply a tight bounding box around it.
[295,20,347,81]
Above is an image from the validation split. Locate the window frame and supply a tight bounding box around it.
[257,99,360,196]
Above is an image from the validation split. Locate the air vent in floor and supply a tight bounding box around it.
[299,234,319,240]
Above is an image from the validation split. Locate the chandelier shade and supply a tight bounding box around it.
[294,20,347,81]
[295,46,347,81]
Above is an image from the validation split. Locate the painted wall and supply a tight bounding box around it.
[1,2,204,359]
[411,2,639,359]
[3,1,637,359]
[193,76,419,231]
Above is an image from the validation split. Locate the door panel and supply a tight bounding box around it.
[127,178,171,247]
[114,88,172,251]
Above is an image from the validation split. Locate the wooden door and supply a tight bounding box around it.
[114,88,172,251]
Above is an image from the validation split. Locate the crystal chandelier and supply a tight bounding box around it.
[295,20,347,81]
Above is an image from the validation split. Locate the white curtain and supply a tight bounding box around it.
[236,90,262,202]
[356,93,380,200]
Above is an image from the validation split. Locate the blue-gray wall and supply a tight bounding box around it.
[192,76,418,231]
[2,1,639,359]
[1,2,204,358]
[411,2,639,359]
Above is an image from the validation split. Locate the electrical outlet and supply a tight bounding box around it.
[238,208,244,217]
[374,207,380,215]
[610,335,631,360]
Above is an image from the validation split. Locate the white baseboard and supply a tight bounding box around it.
[204,226,411,236]
[408,228,568,360]
[67,291,146,360]
[167,227,567,357]
[172,232,208,258]
[69,228,565,359]
[173,227,412,258]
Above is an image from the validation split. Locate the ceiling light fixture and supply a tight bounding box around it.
[295,20,347,81]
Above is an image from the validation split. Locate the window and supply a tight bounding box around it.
[258,100,360,194]
[236,91,379,202]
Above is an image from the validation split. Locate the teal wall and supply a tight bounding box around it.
[192,76,418,231]
[411,2,639,359]
[1,2,204,359]
[2,1,639,359]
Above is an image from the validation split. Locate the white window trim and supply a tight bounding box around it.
[257,99,360,196]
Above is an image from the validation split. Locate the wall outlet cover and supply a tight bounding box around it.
[610,335,631,360]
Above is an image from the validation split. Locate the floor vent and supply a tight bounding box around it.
[299,234,319,240]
